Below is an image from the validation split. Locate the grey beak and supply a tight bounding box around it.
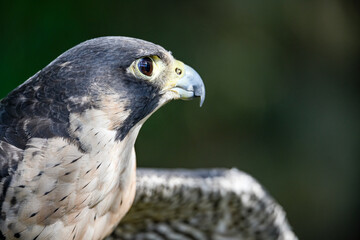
[171,65,206,107]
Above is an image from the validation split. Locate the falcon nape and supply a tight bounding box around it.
[0,37,205,240]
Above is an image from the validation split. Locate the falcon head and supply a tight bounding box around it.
[2,37,205,148]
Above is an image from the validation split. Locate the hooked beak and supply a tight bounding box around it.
[170,64,205,107]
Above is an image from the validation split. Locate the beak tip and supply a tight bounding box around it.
[199,90,205,107]
[192,74,205,108]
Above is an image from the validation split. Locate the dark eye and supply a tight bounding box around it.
[137,57,153,76]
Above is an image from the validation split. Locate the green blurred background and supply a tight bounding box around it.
[0,0,359,239]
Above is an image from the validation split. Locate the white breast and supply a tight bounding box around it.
[1,108,140,240]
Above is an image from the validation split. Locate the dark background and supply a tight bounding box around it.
[0,0,359,239]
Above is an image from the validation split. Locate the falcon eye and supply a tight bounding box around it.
[137,57,153,76]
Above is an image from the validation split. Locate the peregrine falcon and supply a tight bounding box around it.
[0,37,205,240]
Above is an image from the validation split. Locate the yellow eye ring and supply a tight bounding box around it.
[129,55,166,81]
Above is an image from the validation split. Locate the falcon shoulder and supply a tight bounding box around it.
[110,168,297,240]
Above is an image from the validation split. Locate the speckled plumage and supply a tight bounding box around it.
[110,168,298,240]
[0,37,205,240]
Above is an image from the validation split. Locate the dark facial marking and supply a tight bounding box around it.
[115,80,161,141]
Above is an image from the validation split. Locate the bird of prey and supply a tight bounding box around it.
[0,37,205,240]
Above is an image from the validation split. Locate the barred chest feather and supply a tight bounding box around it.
[1,108,139,240]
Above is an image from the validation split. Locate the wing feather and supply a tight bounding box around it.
[111,168,297,240]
